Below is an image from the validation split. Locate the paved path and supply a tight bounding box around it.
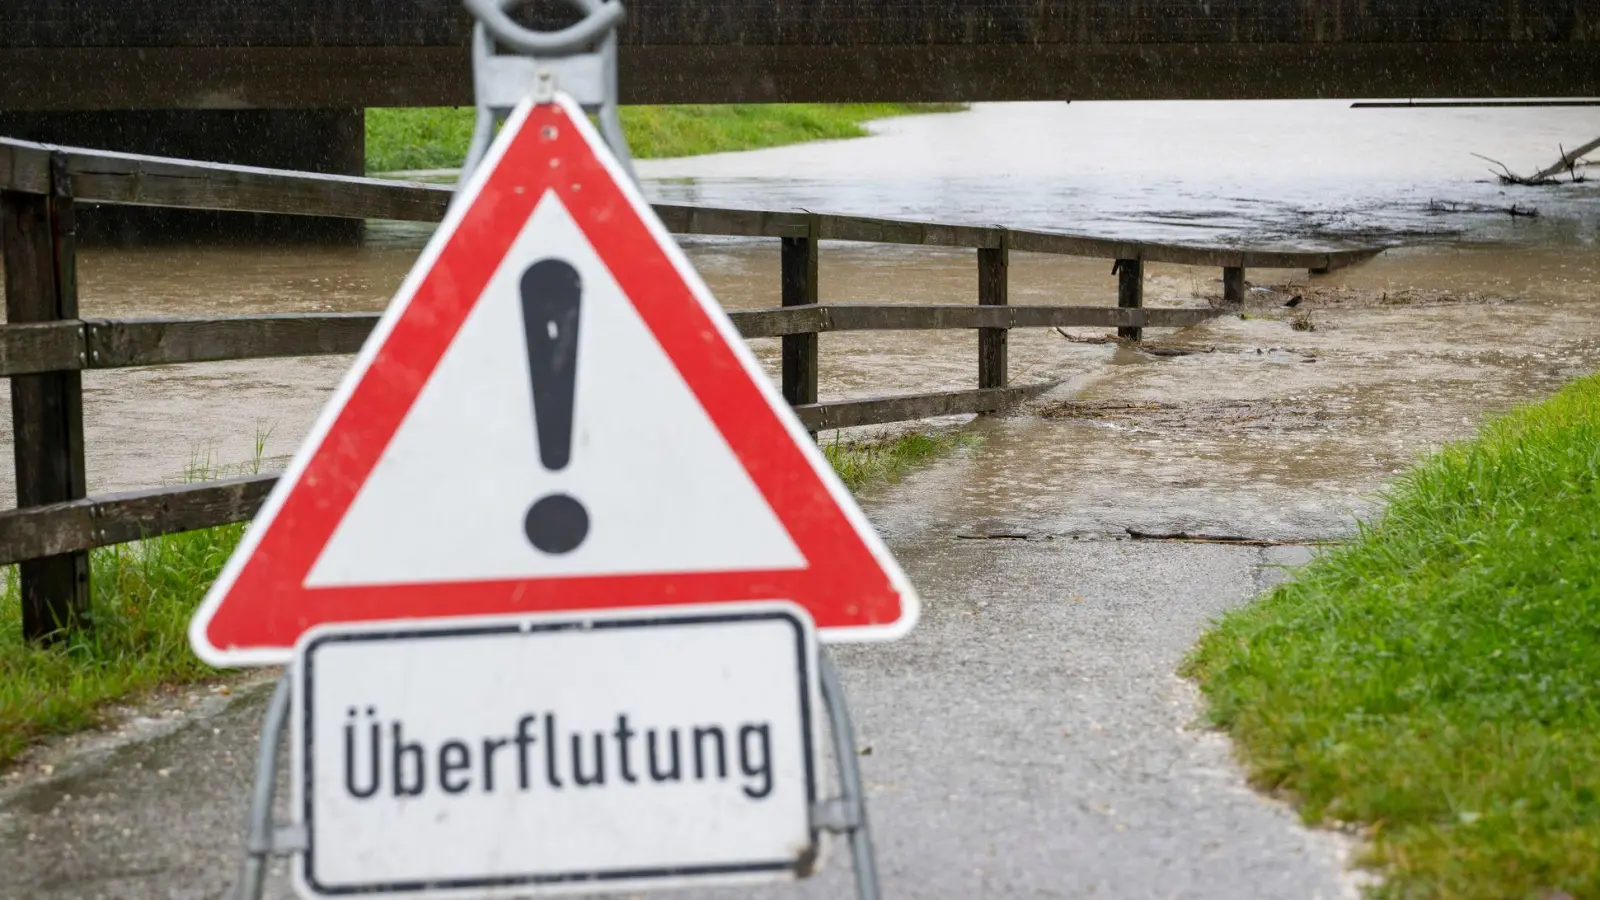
[0,529,1352,900]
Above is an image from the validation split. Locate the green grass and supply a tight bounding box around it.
[822,430,972,491]
[1184,373,1600,898]
[0,428,967,768]
[365,103,966,172]
[0,523,245,766]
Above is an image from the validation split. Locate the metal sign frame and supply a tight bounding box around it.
[226,7,890,897]
[295,608,821,896]
[234,638,881,900]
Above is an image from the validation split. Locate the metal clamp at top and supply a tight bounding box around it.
[462,0,623,55]
[458,0,634,186]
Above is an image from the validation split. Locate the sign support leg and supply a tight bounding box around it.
[818,648,883,900]
[235,652,884,900]
[236,671,295,900]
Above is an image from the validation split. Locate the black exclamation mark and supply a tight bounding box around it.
[520,258,589,554]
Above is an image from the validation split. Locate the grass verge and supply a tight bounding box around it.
[0,525,244,766]
[0,428,969,768]
[1184,373,1600,898]
[0,451,263,768]
[366,103,965,172]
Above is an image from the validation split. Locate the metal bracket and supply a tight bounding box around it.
[811,797,863,833]
[458,0,634,187]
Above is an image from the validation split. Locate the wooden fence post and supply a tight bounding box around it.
[1115,258,1143,342]
[1223,266,1246,306]
[780,215,819,408]
[2,154,90,642]
[977,233,1009,389]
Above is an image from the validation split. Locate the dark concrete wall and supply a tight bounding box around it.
[1,1,1596,107]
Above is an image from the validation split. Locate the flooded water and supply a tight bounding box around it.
[647,100,1600,247]
[3,100,1599,538]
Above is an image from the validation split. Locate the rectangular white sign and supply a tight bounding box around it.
[291,604,820,898]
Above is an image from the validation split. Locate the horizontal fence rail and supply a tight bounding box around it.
[0,137,1382,271]
[0,134,1388,640]
[0,306,1226,376]
[0,382,1055,567]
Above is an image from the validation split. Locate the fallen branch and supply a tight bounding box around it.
[1473,135,1598,186]
[1530,135,1600,183]
[1054,327,1118,345]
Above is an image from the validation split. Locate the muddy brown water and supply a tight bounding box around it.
[0,101,1597,540]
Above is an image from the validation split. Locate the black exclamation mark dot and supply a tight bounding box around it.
[520,258,589,554]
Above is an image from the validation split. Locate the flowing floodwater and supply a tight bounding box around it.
[2,100,1598,538]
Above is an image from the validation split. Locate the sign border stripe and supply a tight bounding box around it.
[297,607,821,896]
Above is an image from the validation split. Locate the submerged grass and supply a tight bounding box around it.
[0,428,967,768]
[1184,373,1600,898]
[822,430,973,491]
[366,103,965,172]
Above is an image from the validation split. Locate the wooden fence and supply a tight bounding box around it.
[0,136,1381,639]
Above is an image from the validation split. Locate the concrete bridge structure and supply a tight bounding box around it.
[3,0,1598,110]
[1,0,1595,239]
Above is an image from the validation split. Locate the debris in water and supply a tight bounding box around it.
[1426,198,1540,218]
[1470,136,1596,186]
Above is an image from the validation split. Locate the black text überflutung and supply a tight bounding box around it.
[341,708,776,801]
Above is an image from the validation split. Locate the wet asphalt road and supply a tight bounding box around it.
[0,534,1352,900]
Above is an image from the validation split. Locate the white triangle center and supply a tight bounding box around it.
[305,192,806,587]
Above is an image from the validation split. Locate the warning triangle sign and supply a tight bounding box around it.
[189,93,918,666]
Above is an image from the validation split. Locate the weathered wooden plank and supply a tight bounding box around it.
[3,182,89,639]
[0,137,451,222]
[819,214,1004,249]
[0,139,50,195]
[1001,229,1383,269]
[727,306,830,339]
[0,321,83,375]
[978,243,1009,389]
[780,224,820,408]
[0,305,1220,374]
[85,314,381,368]
[793,383,1055,431]
[1116,259,1145,342]
[731,304,1220,337]
[1007,231,1146,260]
[653,204,809,238]
[0,387,1053,563]
[0,475,276,566]
[1223,266,1247,306]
